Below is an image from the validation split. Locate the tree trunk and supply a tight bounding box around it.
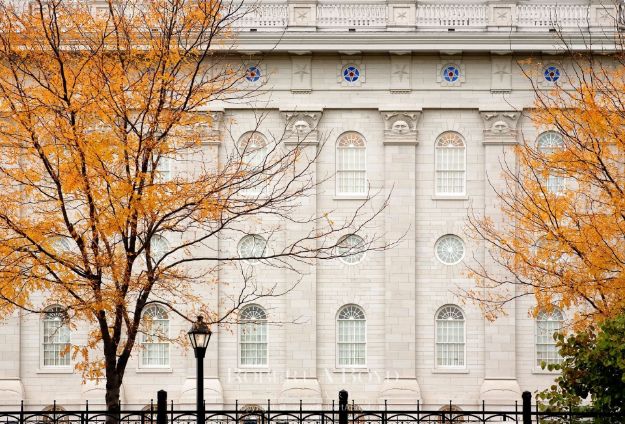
[105,372,122,424]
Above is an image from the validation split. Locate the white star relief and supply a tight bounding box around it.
[493,63,510,82]
[294,64,310,82]
[393,64,409,82]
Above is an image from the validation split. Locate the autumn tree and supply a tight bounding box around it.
[0,0,389,412]
[466,15,625,329]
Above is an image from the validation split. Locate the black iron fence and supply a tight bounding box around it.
[0,391,622,424]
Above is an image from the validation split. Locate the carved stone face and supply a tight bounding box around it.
[492,120,509,134]
[391,120,410,134]
[293,120,310,134]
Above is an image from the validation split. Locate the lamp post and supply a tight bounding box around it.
[188,316,212,424]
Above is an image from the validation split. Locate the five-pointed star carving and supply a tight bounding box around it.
[294,63,310,82]
[296,9,309,22]
[393,64,409,82]
[493,63,510,82]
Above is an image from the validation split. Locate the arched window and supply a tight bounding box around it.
[239,305,268,367]
[240,405,264,424]
[238,132,269,197]
[140,305,170,367]
[336,234,366,265]
[148,234,168,266]
[336,132,366,196]
[336,305,366,367]
[238,234,267,264]
[435,305,465,368]
[435,132,466,196]
[41,405,68,424]
[438,405,464,423]
[536,308,564,367]
[41,306,71,367]
[537,131,565,194]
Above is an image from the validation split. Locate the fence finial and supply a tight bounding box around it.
[522,391,532,424]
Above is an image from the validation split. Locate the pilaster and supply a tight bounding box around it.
[179,110,224,409]
[378,110,421,407]
[0,312,23,405]
[278,110,323,408]
[478,110,522,404]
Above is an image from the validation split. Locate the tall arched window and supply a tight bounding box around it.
[336,132,366,196]
[536,308,564,367]
[140,305,170,367]
[41,306,71,367]
[239,305,268,367]
[435,305,465,367]
[238,132,269,197]
[149,234,168,266]
[336,305,366,367]
[537,131,565,194]
[435,132,466,196]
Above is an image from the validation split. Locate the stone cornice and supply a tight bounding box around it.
[220,31,619,53]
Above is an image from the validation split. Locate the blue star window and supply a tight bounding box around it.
[442,65,460,82]
[343,66,360,83]
[246,66,261,82]
[544,66,560,82]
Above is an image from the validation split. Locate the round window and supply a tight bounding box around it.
[544,66,560,82]
[337,234,366,265]
[442,65,460,82]
[342,66,360,83]
[246,66,261,82]
[238,234,267,264]
[435,234,465,265]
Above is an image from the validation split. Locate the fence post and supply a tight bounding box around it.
[157,390,168,424]
[338,390,348,424]
[522,391,532,424]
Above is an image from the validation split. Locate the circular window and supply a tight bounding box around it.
[442,65,460,82]
[343,66,360,83]
[337,234,366,265]
[544,66,560,82]
[246,66,261,82]
[435,235,465,265]
[238,234,267,264]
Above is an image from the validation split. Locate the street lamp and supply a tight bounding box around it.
[188,316,212,424]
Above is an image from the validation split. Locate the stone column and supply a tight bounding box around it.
[478,111,522,404]
[278,111,323,408]
[377,111,421,407]
[0,311,24,406]
[179,111,225,408]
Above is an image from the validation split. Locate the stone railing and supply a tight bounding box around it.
[229,1,620,31]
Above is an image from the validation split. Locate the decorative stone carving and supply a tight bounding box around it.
[290,53,312,93]
[381,111,421,144]
[282,111,323,144]
[390,52,411,93]
[491,54,512,93]
[337,54,365,87]
[169,111,224,144]
[480,111,521,144]
[388,1,415,29]
[490,5,513,27]
[437,55,465,87]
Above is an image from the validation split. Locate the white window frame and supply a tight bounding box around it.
[434,132,467,196]
[238,132,269,198]
[336,234,366,265]
[434,234,465,265]
[535,307,564,369]
[40,306,71,369]
[238,304,269,368]
[434,305,466,369]
[336,304,367,369]
[335,132,367,197]
[536,131,566,195]
[140,305,171,369]
[237,234,267,265]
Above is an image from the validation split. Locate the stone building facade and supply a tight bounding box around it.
[0,0,620,412]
